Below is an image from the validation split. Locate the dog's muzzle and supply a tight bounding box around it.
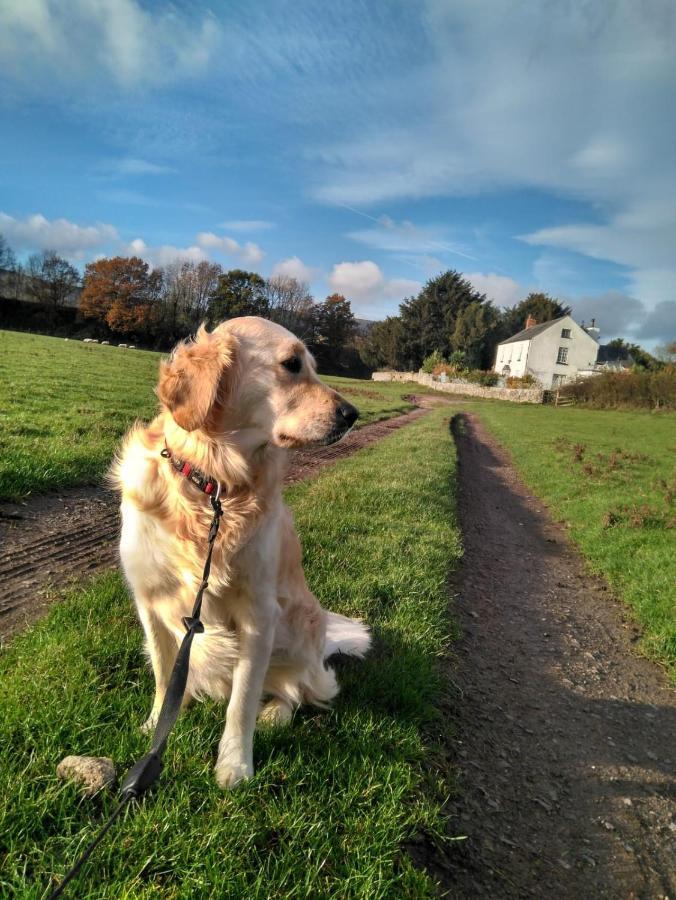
[321,401,359,446]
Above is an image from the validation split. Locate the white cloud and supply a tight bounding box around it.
[196,232,264,265]
[219,220,275,233]
[0,0,222,89]
[465,272,523,307]
[271,256,315,283]
[328,260,384,298]
[0,211,118,259]
[124,238,207,268]
[327,260,421,316]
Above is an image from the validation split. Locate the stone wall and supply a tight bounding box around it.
[372,371,544,404]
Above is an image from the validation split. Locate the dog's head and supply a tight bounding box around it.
[157,317,359,448]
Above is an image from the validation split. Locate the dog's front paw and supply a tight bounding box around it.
[214,757,253,789]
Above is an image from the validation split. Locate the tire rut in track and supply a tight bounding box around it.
[0,408,427,641]
[416,412,675,899]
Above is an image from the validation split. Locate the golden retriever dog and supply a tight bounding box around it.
[111,317,370,788]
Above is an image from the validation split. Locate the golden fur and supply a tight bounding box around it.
[111,316,370,788]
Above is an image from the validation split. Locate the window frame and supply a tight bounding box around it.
[561,328,571,339]
[556,347,569,365]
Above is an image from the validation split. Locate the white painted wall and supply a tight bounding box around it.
[495,339,529,377]
[494,315,599,388]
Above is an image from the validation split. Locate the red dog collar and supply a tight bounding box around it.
[161,447,221,498]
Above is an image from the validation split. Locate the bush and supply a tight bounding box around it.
[506,373,538,389]
[421,350,447,374]
[465,370,499,387]
[449,350,467,369]
[561,368,676,410]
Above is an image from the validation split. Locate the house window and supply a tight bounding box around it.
[561,328,571,339]
[556,347,569,365]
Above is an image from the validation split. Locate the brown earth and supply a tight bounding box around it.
[427,413,675,899]
[0,408,426,642]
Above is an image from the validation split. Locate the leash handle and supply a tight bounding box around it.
[47,797,130,899]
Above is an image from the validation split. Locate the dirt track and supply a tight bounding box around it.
[432,413,675,899]
[0,408,426,641]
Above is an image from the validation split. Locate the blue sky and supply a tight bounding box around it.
[1,0,674,344]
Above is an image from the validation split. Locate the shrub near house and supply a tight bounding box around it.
[561,368,676,410]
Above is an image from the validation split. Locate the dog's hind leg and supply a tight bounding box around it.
[136,603,191,733]
[258,696,293,728]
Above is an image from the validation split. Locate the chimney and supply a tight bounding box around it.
[525,315,537,329]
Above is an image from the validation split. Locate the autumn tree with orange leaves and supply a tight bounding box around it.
[80,256,162,335]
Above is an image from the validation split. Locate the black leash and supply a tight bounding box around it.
[47,489,223,899]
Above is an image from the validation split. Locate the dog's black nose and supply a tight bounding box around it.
[336,401,359,427]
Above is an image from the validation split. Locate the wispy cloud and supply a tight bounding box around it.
[96,189,161,207]
[345,209,478,262]
[95,157,177,178]
[312,1,676,311]
[219,220,275,233]
[0,0,222,90]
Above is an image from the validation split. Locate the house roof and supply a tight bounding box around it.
[498,316,567,345]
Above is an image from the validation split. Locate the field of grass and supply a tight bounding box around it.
[0,330,421,501]
[0,409,460,897]
[465,400,676,676]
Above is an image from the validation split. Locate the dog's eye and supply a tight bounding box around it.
[281,355,302,374]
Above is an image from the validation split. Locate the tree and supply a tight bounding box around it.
[0,233,16,271]
[654,340,676,364]
[80,256,161,335]
[452,301,501,369]
[358,316,405,370]
[501,292,571,338]
[263,275,315,339]
[314,294,356,367]
[398,271,487,370]
[0,234,24,301]
[208,269,267,323]
[606,337,662,371]
[25,250,80,308]
[160,259,222,335]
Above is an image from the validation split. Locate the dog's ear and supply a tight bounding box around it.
[157,325,237,431]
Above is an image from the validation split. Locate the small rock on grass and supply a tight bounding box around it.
[57,755,116,796]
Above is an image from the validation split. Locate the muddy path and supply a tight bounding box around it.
[0,408,427,642]
[429,413,675,898]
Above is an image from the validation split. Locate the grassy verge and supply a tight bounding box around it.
[0,408,459,898]
[464,400,675,676]
[0,331,422,501]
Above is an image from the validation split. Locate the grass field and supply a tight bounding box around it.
[465,400,676,677]
[0,330,421,501]
[0,409,460,898]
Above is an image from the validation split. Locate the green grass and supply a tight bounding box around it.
[463,400,676,677]
[0,409,460,898]
[0,331,422,501]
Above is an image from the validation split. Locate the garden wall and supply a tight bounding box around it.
[372,370,544,404]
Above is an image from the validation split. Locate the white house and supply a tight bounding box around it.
[493,315,599,388]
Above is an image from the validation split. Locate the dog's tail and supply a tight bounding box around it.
[324,611,371,660]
